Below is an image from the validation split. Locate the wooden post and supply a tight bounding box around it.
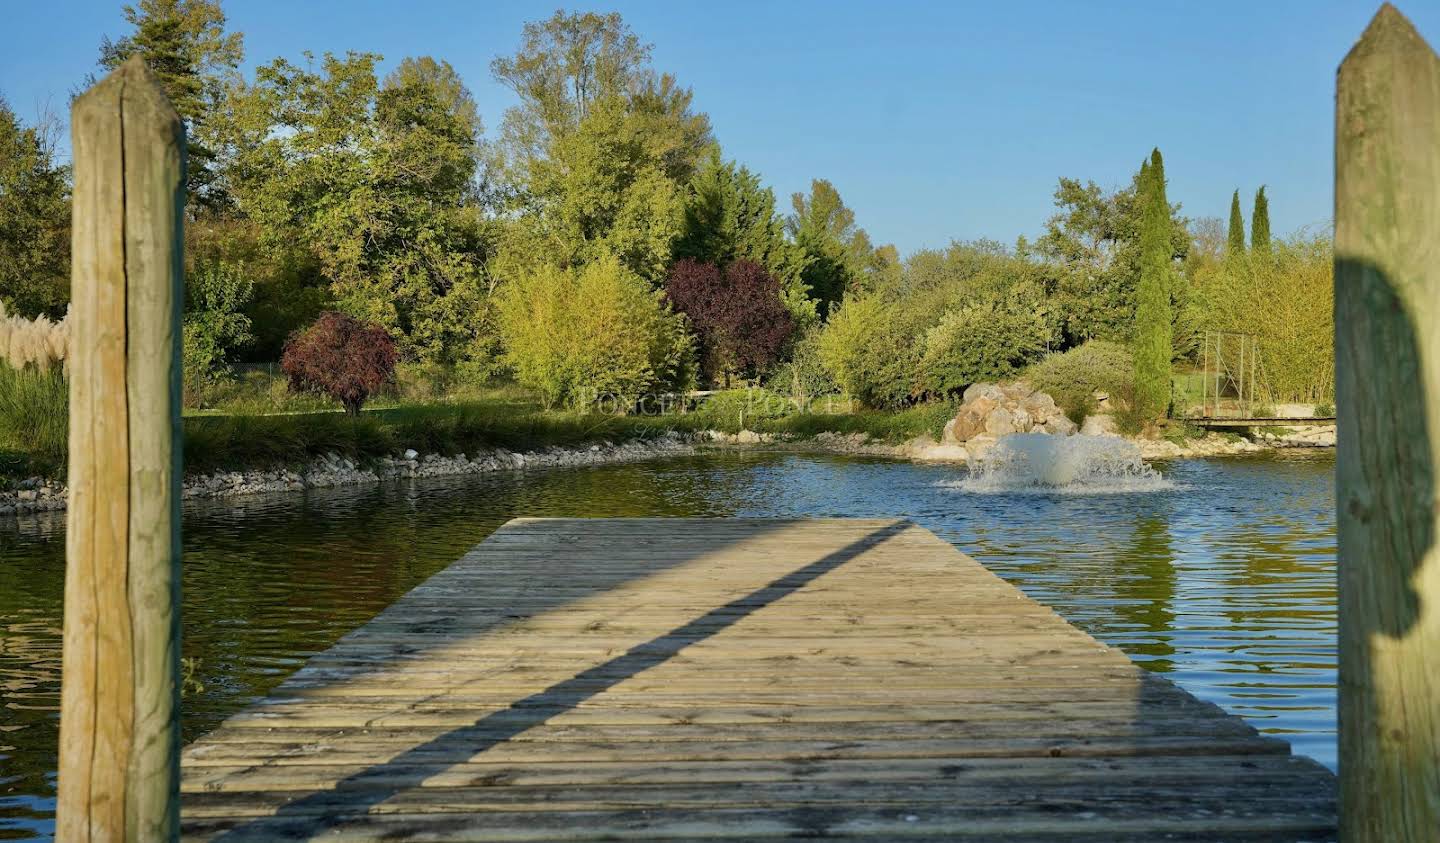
[1249,336,1257,411]
[1335,4,1440,840]
[1238,336,1247,416]
[58,56,185,842]
[1201,333,1208,417]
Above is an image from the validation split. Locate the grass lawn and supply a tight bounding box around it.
[1,377,961,482]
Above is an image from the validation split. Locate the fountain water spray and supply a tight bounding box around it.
[956,433,1173,493]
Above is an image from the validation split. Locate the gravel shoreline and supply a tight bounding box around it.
[0,425,1333,518]
[0,433,697,517]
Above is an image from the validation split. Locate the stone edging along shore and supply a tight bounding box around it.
[699,428,1309,461]
[0,426,1333,517]
[0,434,699,517]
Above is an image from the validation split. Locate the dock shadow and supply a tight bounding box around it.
[1334,255,1429,637]
[1333,255,1432,823]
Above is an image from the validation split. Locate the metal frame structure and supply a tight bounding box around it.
[1198,330,1264,418]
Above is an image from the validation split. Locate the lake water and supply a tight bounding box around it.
[0,450,1336,840]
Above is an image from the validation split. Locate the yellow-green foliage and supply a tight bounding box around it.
[814,240,1061,409]
[1027,340,1134,423]
[0,366,67,465]
[1192,233,1334,403]
[817,295,922,409]
[0,301,67,372]
[497,255,695,409]
[691,388,797,429]
[921,302,1052,395]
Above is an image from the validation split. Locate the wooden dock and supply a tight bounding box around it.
[179,518,1336,841]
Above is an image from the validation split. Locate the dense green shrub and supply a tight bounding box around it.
[921,302,1051,396]
[817,295,926,409]
[498,255,695,410]
[183,260,256,403]
[692,388,796,429]
[0,366,67,467]
[766,329,840,403]
[740,400,954,443]
[1026,340,1134,424]
[1190,234,1333,403]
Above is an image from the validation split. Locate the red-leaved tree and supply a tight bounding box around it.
[281,312,398,416]
[664,258,794,385]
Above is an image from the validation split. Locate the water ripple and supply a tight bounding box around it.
[0,450,1336,840]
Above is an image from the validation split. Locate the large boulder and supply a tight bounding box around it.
[1044,414,1078,436]
[1001,381,1035,401]
[941,416,960,445]
[943,411,982,444]
[962,382,1007,405]
[967,395,998,419]
[944,381,1082,444]
[984,407,1021,437]
[1021,391,1058,419]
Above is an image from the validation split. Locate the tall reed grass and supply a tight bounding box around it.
[0,365,68,469]
[0,303,70,473]
[0,301,67,371]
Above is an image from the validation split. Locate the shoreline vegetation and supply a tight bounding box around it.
[0,383,1333,518]
[2,4,1337,521]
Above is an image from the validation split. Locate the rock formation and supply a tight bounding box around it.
[942,382,1079,456]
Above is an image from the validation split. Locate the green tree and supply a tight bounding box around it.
[0,98,69,318]
[816,238,1060,407]
[490,11,651,159]
[1132,149,1174,422]
[228,52,492,364]
[921,297,1053,395]
[1190,232,1333,403]
[183,260,254,393]
[1036,172,1188,345]
[186,216,328,362]
[673,151,813,318]
[501,96,682,282]
[625,71,713,185]
[488,11,709,187]
[490,10,711,285]
[1251,185,1271,254]
[787,179,885,318]
[1227,189,1246,255]
[97,0,243,208]
[817,293,927,409]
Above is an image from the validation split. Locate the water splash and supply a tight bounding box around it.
[954,433,1174,494]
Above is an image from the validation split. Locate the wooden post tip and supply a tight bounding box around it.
[1342,3,1437,71]
[73,54,182,122]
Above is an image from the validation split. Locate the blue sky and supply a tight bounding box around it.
[2,1,1432,255]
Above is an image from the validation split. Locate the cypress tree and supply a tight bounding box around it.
[1132,148,1173,422]
[1227,189,1246,255]
[1251,186,1271,254]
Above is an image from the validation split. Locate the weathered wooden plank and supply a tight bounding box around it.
[181,778,1334,816]
[181,804,1336,843]
[180,518,1334,840]
[180,753,1325,788]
